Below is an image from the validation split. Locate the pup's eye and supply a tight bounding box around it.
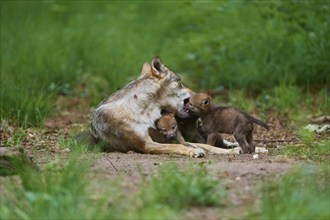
[172,124,176,129]
[161,128,167,132]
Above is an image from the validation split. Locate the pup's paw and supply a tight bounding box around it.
[255,147,268,153]
[190,148,205,158]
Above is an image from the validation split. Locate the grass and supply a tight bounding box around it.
[0,156,108,219]
[0,157,225,219]
[2,128,26,146]
[1,1,329,219]
[1,1,329,127]
[279,128,330,162]
[259,164,330,219]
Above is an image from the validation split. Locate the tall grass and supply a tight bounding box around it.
[1,1,329,127]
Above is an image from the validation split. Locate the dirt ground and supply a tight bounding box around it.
[0,96,310,218]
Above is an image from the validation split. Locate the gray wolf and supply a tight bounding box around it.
[186,93,269,154]
[88,57,242,157]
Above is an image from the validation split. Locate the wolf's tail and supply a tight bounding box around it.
[252,118,269,130]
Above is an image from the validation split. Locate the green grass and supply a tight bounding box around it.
[0,158,224,219]
[279,128,330,162]
[2,128,26,146]
[259,165,330,219]
[129,163,224,219]
[1,0,329,127]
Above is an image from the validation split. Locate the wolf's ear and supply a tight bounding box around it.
[151,56,168,79]
[200,97,210,108]
[140,62,151,77]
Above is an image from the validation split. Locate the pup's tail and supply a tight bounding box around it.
[252,118,269,130]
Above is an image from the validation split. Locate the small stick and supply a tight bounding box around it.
[107,158,119,173]
[254,139,299,143]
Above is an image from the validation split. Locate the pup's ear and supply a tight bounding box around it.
[151,56,168,79]
[140,62,151,77]
[200,97,211,107]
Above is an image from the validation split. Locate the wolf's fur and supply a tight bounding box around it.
[89,57,242,157]
[186,93,269,154]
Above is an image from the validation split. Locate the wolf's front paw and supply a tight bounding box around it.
[190,148,205,158]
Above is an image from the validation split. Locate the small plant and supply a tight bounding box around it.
[58,135,100,153]
[2,128,26,146]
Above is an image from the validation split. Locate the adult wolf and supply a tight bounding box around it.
[89,57,240,157]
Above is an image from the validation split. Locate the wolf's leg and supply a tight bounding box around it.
[246,133,268,153]
[234,132,250,154]
[143,141,205,158]
[206,133,225,146]
[246,132,255,153]
[187,142,241,155]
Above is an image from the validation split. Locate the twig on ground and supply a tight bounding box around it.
[107,158,119,173]
[254,139,299,143]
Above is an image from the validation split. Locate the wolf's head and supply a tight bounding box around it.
[141,57,193,113]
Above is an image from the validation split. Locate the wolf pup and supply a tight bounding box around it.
[186,93,269,154]
[149,113,194,147]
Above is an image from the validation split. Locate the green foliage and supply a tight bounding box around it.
[1,1,329,127]
[279,128,330,162]
[126,162,224,219]
[2,128,26,146]
[171,1,330,90]
[280,140,330,162]
[58,135,94,153]
[257,83,301,113]
[227,90,254,112]
[260,165,330,219]
[0,160,224,219]
[0,157,112,219]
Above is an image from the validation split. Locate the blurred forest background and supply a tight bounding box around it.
[1,0,329,127]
